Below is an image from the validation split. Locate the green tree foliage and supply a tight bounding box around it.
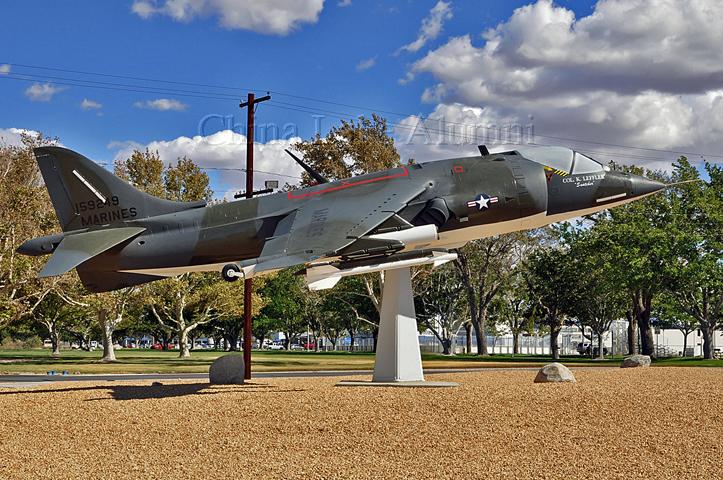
[579,165,675,356]
[524,246,580,360]
[146,273,244,357]
[0,134,61,327]
[257,269,307,349]
[562,228,628,359]
[661,157,723,359]
[415,263,467,355]
[115,149,226,357]
[653,294,698,357]
[293,114,400,185]
[454,232,533,356]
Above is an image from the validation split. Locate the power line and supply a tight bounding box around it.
[0,74,238,102]
[4,62,260,93]
[97,162,301,180]
[2,61,722,159]
[4,71,243,99]
[263,101,677,163]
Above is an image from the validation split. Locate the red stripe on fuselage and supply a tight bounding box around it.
[286,167,409,200]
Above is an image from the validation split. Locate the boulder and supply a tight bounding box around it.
[209,354,245,384]
[621,354,651,368]
[534,363,576,383]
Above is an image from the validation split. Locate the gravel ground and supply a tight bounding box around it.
[0,367,720,479]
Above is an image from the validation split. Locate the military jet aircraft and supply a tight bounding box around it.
[18,144,665,293]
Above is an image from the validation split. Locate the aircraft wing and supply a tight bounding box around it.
[255,168,426,268]
[39,227,146,277]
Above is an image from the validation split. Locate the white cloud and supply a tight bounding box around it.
[0,128,64,149]
[131,0,324,35]
[110,130,304,198]
[400,0,723,169]
[24,83,66,102]
[394,103,525,163]
[398,1,452,54]
[0,64,10,75]
[356,56,377,71]
[0,128,40,147]
[133,98,188,111]
[80,99,103,110]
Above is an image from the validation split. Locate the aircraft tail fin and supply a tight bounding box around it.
[34,146,206,232]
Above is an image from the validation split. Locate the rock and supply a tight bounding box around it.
[534,363,576,383]
[209,354,245,385]
[621,354,651,368]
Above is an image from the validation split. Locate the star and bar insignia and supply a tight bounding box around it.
[467,193,499,211]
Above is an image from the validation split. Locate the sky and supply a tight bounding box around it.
[1,0,722,198]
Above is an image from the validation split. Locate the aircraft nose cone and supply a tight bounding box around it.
[630,175,665,197]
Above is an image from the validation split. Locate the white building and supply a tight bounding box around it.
[425,320,722,357]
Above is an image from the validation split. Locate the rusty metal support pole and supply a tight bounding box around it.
[238,92,269,379]
[243,92,255,380]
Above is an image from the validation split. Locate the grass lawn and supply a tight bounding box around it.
[0,348,719,374]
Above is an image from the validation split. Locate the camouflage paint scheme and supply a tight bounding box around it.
[18,146,664,292]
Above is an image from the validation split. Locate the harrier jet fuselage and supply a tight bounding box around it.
[19,145,664,292]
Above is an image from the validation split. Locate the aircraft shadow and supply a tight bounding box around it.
[0,382,306,401]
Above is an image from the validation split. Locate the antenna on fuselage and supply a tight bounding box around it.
[285,149,329,184]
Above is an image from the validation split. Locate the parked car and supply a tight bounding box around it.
[268,343,285,350]
[576,342,608,356]
[289,343,304,351]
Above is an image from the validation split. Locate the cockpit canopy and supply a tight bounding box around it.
[492,145,606,175]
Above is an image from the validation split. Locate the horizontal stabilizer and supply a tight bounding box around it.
[39,227,146,278]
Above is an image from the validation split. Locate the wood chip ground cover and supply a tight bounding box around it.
[0,367,720,479]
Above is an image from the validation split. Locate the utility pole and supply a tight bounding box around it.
[239,92,271,379]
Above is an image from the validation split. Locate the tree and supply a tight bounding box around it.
[114,149,165,197]
[293,115,401,349]
[562,227,628,359]
[147,273,242,357]
[318,294,347,350]
[210,280,264,351]
[524,246,579,360]
[415,264,466,354]
[115,149,217,357]
[87,288,138,361]
[495,273,532,356]
[454,232,532,356]
[252,315,276,350]
[293,114,400,185]
[585,164,675,356]
[0,133,61,329]
[257,269,306,349]
[663,157,722,359]
[654,295,698,357]
[33,292,68,356]
[330,276,381,351]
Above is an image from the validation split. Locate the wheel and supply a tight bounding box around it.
[221,264,241,282]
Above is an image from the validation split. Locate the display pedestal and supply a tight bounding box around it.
[373,267,424,382]
[337,267,457,388]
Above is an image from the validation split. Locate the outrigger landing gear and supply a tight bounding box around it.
[221,264,242,282]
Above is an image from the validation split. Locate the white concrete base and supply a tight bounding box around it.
[337,380,458,388]
[372,267,425,383]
